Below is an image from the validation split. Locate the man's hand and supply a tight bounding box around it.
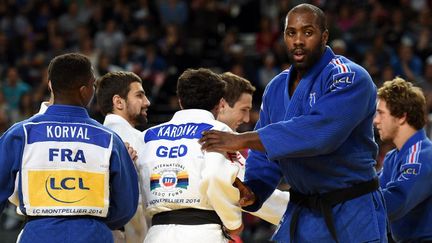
[199,130,244,152]
[227,223,244,238]
[233,178,256,207]
[199,130,265,152]
[124,142,138,162]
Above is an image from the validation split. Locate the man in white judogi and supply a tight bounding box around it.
[96,71,151,243]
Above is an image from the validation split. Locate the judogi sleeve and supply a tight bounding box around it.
[248,189,290,225]
[381,152,432,221]
[236,150,289,225]
[104,134,139,230]
[0,124,23,213]
[199,129,242,230]
[244,86,284,212]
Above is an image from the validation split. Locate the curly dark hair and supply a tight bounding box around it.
[177,68,226,111]
[377,77,426,130]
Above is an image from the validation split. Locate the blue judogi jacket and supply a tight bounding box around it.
[0,105,139,243]
[380,130,432,242]
[244,47,387,242]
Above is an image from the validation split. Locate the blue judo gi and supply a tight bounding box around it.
[244,47,387,243]
[380,130,432,242]
[0,105,139,243]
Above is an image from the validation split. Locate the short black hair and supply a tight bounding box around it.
[177,68,226,111]
[96,71,142,115]
[287,3,327,32]
[48,53,94,95]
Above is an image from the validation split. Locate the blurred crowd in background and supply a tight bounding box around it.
[0,0,431,242]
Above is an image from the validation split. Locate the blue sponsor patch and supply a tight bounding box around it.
[145,123,213,142]
[398,163,421,181]
[330,72,356,91]
[24,122,111,148]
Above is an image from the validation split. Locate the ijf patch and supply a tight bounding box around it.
[150,170,189,191]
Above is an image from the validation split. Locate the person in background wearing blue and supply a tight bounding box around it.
[374,77,432,242]
[0,53,139,243]
[200,3,387,242]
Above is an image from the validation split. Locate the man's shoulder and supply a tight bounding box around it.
[269,70,290,84]
[327,55,369,76]
[392,138,432,165]
[417,139,432,162]
[104,119,138,135]
[143,118,223,143]
[263,70,290,95]
[210,119,232,132]
[5,114,48,133]
[383,149,398,162]
[103,114,132,128]
[323,55,374,91]
[1,120,28,138]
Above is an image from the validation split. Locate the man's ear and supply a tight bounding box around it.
[220,98,227,109]
[322,29,329,46]
[214,98,225,114]
[47,80,53,93]
[47,80,54,104]
[399,112,408,125]
[79,85,92,106]
[178,99,183,109]
[112,94,124,110]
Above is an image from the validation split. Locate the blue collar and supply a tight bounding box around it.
[45,105,90,118]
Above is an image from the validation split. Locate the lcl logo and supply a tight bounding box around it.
[44,176,90,203]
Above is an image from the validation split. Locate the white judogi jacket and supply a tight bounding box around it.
[103,114,144,155]
[139,109,243,230]
[103,114,148,243]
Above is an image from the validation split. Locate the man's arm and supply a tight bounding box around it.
[124,142,138,163]
[104,136,139,230]
[199,150,243,231]
[381,157,432,221]
[202,68,377,161]
[248,188,290,225]
[200,130,264,152]
[233,178,256,207]
[0,126,22,213]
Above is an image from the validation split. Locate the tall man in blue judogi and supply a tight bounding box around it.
[200,4,387,243]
